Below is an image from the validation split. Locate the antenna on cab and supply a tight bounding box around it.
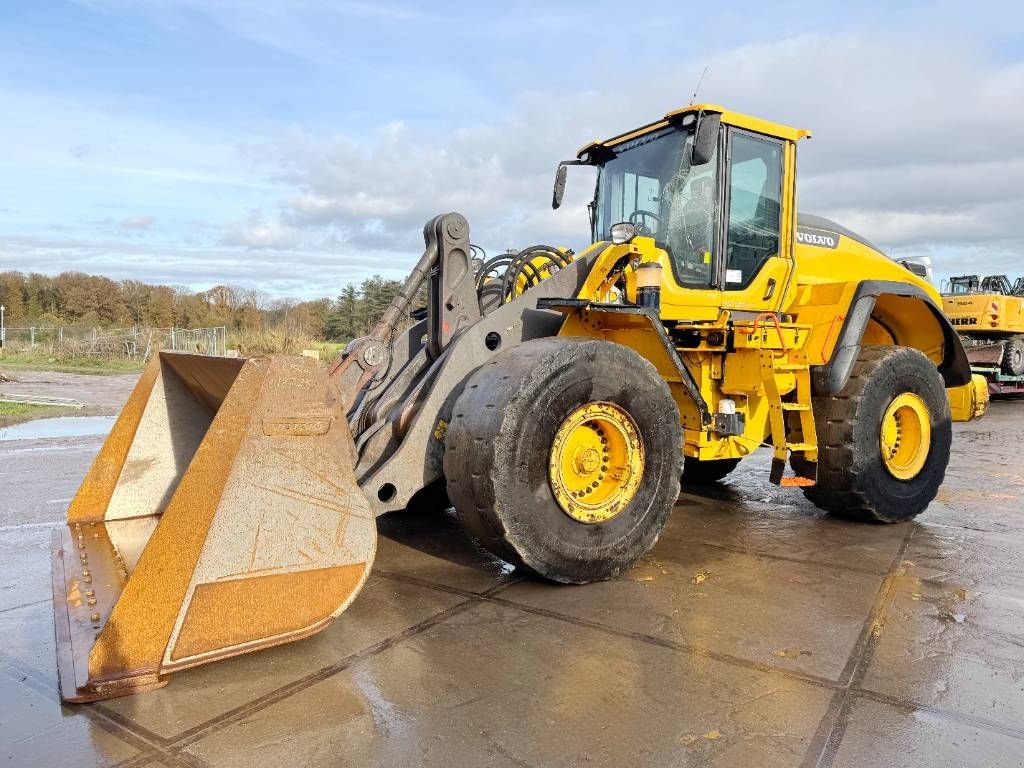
[690,67,709,105]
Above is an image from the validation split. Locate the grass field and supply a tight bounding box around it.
[310,340,345,359]
[0,339,345,376]
[0,351,145,374]
[0,401,66,428]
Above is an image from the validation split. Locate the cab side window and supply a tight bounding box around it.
[725,132,783,289]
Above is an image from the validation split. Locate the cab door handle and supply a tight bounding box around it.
[763,278,777,301]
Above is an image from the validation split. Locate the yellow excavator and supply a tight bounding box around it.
[51,104,989,703]
[942,274,1024,394]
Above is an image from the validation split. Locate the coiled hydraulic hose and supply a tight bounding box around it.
[475,245,574,314]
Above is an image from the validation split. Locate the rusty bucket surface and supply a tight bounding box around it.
[51,352,376,702]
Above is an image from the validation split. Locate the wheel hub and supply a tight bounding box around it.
[573,446,602,474]
[879,392,931,480]
[548,402,644,524]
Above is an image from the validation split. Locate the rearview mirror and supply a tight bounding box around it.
[691,113,721,166]
[552,164,568,209]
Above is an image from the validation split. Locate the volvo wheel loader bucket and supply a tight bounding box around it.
[51,351,376,703]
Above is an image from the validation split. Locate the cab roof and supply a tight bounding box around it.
[576,103,812,160]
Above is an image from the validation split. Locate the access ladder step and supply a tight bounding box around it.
[769,457,817,488]
[782,442,815,454]
[780,403,811,411]
[785,442,817,452]
[773,363,809,372]
[779,476,817,487]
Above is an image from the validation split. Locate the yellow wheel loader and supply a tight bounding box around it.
[51,104,988,703]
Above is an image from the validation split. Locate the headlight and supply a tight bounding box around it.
[610,222,637,245]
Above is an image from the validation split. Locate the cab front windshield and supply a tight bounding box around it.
[593,125,716,287]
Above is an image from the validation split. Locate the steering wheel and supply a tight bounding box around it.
[628,209,661,235]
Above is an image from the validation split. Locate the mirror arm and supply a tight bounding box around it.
[552,159,592,210]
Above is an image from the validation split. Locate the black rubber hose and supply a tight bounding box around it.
[501,246,569,300]
[476,245,573,313]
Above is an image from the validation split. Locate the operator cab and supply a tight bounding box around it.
[944,275,981,295]
[554,105,804,296]
[943,275,1013,296]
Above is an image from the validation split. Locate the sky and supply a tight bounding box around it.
[0,0,1022,300]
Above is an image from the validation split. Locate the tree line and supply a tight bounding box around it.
[0,270,407,343]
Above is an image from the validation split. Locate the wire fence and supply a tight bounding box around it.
[0,325,228,359]
[166,327,227,357]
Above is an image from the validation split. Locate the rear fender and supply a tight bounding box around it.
[810,280,972,394]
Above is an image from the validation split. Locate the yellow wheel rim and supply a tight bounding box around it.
[548,402,644,524]
[879,393,931,480]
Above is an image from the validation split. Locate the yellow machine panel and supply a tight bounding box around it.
[944,293,1024,335]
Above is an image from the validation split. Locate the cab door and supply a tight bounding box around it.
[654,126,725,322]
[717,128,794,313]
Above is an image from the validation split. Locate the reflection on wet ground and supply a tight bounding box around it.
[0,374,1022,766]
[0,416,115,441]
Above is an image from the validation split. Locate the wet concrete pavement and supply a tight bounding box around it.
[1,370,1022,767]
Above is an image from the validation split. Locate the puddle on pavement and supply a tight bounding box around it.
[0,416,115,441]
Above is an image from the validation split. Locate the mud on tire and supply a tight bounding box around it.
[443,337,682,583]
[792,345,951,523]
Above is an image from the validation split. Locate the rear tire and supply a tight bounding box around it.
[682,457,740,484]
[793,346,951,523]
[1002,336,1024,376]
[444,337,682,583]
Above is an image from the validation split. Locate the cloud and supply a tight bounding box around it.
[116,215,157,232]
[218,210,307,250]
[688,36,1024,256]
[72,0,423,71]
[87,215,157,237]
[4,5,1023,298]
[230,105,603,256]
[220,33,1024,276]
[0,233,412,298]
[120,215,156,230]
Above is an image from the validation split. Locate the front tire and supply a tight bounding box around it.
[793,346,951,522]
[444,337,682,583]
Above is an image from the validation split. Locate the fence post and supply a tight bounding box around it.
[31,327,36,347]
